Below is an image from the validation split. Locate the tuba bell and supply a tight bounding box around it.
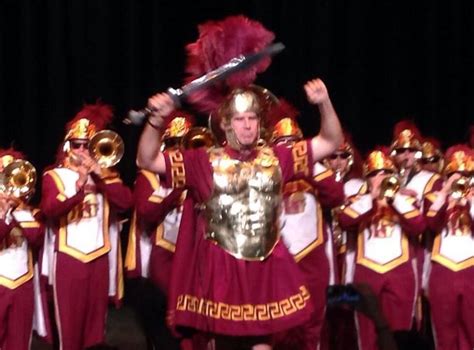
[89,130,124,168]
[379,175,400,200]
[0,160,37,198]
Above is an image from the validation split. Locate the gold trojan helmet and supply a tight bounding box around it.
[217,85,278,149]
[63,103,123,168]
[444,145,474,176]
[268,99,303,145]
[160,111,194,150]
[364,150,400,200]
[182,127,216,149]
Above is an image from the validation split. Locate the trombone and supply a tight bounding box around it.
[0,159,37,199]
[89,130,124,168]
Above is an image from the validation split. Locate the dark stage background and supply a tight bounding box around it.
[1,0,473,198]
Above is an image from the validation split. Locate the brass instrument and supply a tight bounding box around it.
[89,130,124,168]
[379,175,400,200]
[0,160,37,198]
[451,176,473,199]
[182,127,216,149]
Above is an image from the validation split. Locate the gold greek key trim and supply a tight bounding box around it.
[176,286,310,321]
[431,234,474,271]
[169,150,186,188]
[0,250,34,289]
[292,141,309,177]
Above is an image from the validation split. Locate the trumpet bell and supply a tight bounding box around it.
[0,160,37,198]
[380,175,400,200]
[89,130,124,168]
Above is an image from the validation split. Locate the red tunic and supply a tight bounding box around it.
[166,142,314,336]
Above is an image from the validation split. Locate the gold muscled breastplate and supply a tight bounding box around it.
[204,147,282,260]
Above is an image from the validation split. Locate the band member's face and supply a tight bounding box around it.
[230,112,259,146]
[69,140,91,164]
[327,152,350,173]
[393,148,416,169]
[367,170,390,190]
[421,157,441,173]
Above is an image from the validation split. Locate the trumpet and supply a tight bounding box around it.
[89,130,124,168]
[379,175,401,200]
[0,160,37,199]
[450,176,473,199]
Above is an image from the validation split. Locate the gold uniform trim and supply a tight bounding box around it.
[356,229,409,273]
[169,150,186,189]
[431,234,474,271]
[141,169,160,190]
[313,169,334,182]
[104,178,122,185]
[176,286,310,322]
[148,195,163,203]
[124,212,138,271]
[294,199,324,262]
[155,224,175,252]
[46,170,67,201]
[343,206,360,219]
[58,200,111,263]
[0,250,34,289]
[424,173,440,195]
[19,221,40,228]
[426,210,437,218]
[403,209,421,219]
[292,141,309,177]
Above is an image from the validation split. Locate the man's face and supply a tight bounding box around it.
[393,148,417,169]
[69,139,91,164]
[421,156,441,173]
[229,112,260,146]
[327,152,351,173]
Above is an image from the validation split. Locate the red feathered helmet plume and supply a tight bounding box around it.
[444,144,474,175]
[267,99,302,144]
[0,147,26,169]
[390,119,422,152]
[64,102,114,141]
[185,15,275,115]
